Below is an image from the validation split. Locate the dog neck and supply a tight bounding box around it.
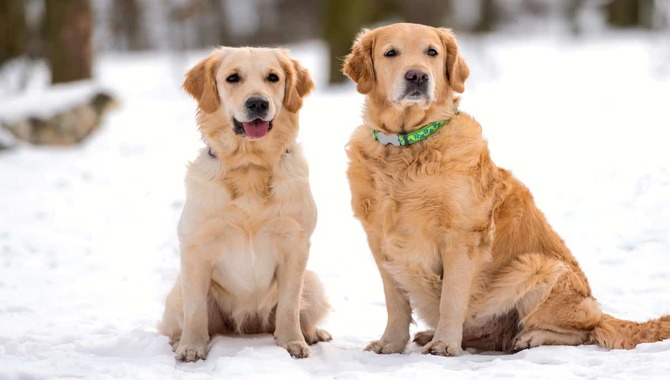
[370,113,459,147]
[363,94,460,135]
[208,139,292,171]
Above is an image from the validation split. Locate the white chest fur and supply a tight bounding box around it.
[212,239,277,297]
[178,146,315,298]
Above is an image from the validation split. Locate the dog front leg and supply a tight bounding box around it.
[365,267,412,354]
[365,235,412,354]
[423,245,476,356]
[274,233,311,358]
[175,246,212,362]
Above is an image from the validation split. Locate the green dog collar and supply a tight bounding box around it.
[371,111,459,147]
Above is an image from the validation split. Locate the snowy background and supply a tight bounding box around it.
[2,32,670,378]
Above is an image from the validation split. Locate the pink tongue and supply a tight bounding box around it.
[242,119,270,138]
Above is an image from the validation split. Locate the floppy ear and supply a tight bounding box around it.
[183,51,221,113]
[438,28,469,94]
[280,54,314,113]
[342,28,375,94]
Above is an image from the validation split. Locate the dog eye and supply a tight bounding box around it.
[427,48,438,57]
[267,73,279,83]
[226,74,240,83]
[384,49,397,57]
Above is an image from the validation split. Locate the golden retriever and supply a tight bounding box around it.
[159,47,331,362]
[343,23,670,356]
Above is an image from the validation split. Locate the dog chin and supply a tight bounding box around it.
[392,94,433,109]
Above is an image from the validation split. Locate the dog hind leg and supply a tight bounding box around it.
[300,270,332,345]
[466,253,600,352]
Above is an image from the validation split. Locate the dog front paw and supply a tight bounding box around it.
[285,341,311,358]
[364,339,406,354]
[175,342,207,362]
[422,339,462,356]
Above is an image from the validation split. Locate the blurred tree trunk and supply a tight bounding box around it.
[475,0,498,33]
[399,0,452,27]
[45,0,93,84]
[276,0,322,43]
[112,0,147,50]
[208,0,231,46]
[0,0,27,65]
[324,0,371,84]
[607,0,654,28]
[567,0,583,35]
[607,0,639,27]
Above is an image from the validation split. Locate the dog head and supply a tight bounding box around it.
[343,23,469,108]
[183,47,313,140]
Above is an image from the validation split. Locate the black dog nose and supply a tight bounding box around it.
[404,69,429,85]
[245,97,269,112]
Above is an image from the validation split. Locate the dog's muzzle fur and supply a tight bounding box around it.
[398,69,431,101]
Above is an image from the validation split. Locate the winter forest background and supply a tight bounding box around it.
[2,0,670,93]
[2,1,670,379]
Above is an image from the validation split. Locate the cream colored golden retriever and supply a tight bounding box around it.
[343,23,670,356]
[159,47,331,362]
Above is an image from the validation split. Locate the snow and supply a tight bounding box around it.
[0,128,17,149]
[1,34,670,379]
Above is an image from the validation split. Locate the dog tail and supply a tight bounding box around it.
[590,313,670,349]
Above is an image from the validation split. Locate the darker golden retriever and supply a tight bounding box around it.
[343,23,670,355]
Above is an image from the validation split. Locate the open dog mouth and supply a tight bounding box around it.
[233,118,273,139]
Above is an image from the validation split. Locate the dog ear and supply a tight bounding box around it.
[183,51,221,113]
[438,28,469,94]
[343,28,375,94]
[280,53,314,113]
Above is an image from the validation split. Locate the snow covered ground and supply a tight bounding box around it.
[1,33,670,379]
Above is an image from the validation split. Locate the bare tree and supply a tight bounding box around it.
[206,0,231,46]
[399,0,452,27]
[324,0,372,84]
[475,0,498,33]
[607,0,655,29]
[0,0,27,66]
[275,0,323,43]
[45,0,93,84]
[169,0,231,49]
[112,0,147,51]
